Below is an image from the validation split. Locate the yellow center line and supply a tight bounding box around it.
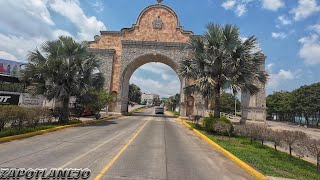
[94,120,150,180]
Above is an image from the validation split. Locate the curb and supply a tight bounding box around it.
[0,115,123,143]
[176,116,268,180]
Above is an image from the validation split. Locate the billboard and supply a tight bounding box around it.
[0,59,24,77]
[0,93,20,105]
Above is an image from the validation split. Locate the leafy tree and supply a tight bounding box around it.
[166,93,180,111]
[78,89,114,114]
[267,82,320,126]
[291,83,320,126]
[0,82,24,92]
[128,84,142,103]
[179,23,268,118]
[266,91,294,121]
[220,92,240,114]
[22,36,104,122]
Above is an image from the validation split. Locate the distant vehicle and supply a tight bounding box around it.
[155,106,164,114]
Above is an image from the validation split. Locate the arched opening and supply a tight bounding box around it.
[119,53,185,115]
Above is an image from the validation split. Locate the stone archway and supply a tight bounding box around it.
[87,2,267,121]
[118,53,186,115]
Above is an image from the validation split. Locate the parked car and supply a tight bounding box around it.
[155,106,164,114]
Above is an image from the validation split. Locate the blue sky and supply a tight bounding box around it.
[0,0,319,97]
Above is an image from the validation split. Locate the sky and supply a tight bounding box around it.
[0,0,319,97]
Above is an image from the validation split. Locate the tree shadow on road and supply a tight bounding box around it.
[80,120,118,127]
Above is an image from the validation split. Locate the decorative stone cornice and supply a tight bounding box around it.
[121,40,189,48]
[88,48,116,55]
[100,31,124,36]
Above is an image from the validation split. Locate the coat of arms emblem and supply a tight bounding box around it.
[152,16,163,29]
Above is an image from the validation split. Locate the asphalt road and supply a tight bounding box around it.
[0,108,252,180]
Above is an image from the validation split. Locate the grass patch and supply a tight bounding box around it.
[0,125,58,138]
[187,122,320,180]
[0,119,83,139]
[123,106,146,116]
[169,111,180,117]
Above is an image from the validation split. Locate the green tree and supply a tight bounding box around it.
[267,83,320,126]
[220,92,240,114]
[78,89,114,117]
[179,23,268,118]
[166,93,180,112]
[0,82,24,92]
[128,84,142,103]
[266,91,294,121]
[291,83,320,126]
[22,36,104,122]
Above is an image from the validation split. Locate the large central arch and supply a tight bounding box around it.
[119,53,184,113]
[88,3,267,121]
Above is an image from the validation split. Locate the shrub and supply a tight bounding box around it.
[255,125,270,145]
[213,121,232,136]
[304,138,320,173]
[0,106,14,131]
[0,106,52,130]
[235,124,259,144]
[203,113,215,132]
[281,130,307,156]
[203,114,234,134]
[267,130,283,151]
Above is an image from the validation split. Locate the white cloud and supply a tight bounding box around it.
[0,0,105,61]
[266,63,274,72]
[139,63,178,81]
[236,4,247,16]
[0,0,55,38]
[262,0,284,11]
[308,24,320,34]
[0,51,18,61]
[277,15,292,26]
[130,75,180,98]
[268,69,297,88]
[298,34,320,64]
[290,0,320,21]
[91,0,104,13]
[271,32,287,39]
[221,0,251,16]
[0,33,46,61]
[130,63,181,97]
[49,0,106,41]
[222,0,236,10]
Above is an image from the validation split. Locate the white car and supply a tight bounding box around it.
[155,106,164,114]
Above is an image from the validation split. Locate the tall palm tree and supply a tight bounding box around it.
[179,23,268,118]
[22,36,104,122]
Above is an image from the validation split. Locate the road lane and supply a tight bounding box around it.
[100,110,252,180]
[0,108,252,179]
[0,115,147,172]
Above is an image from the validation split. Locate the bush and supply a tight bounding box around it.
[203,114,234,134]
[0,106,14,131]
[235,124,259,144]
[203,113,215,132]
[213,121,232,136]
[267,130,283,151]
[0,106,52,130]
[281,130,307,156]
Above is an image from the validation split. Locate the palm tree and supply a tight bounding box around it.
[22,36,104,122]
[179,23,268,118]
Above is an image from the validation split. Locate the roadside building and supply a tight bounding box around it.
[141,93,160,105]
